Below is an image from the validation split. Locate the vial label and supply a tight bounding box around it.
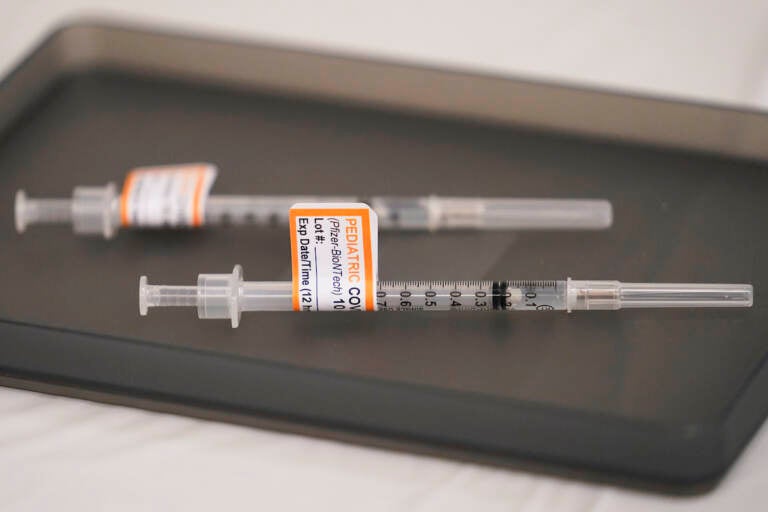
[289,203,379,311]
[120,163,218,227]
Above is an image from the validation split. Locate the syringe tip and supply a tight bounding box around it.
[14,189,28,234]
[742,285,754,308]
[596,200,613,229]
[139,276,149,316]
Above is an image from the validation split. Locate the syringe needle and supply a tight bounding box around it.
[139,266,753,328]
[15,183,613,238]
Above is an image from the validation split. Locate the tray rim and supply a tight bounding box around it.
[0,318,738,489]
[3,18,768,162]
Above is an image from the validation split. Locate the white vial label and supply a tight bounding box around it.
[120,163,218,227]
[290,203,379,311]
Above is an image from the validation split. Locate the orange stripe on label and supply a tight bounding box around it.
[289,209,301,311]
[360,208,374,311]
[191,165,206,227]
[120,171,138,226]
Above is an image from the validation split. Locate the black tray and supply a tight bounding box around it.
[1,22,766,490]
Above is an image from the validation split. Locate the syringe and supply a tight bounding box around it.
[139,265,753,327]
[15,183,612,238]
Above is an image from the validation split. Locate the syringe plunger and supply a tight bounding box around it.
[16,184,119,238]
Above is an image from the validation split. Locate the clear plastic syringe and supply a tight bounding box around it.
[139,265,753,327]
[15,183,612,238]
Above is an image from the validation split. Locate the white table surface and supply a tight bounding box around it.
[2,1,767,510]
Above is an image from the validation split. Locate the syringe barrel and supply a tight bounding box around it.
[205,196,357,226]
[566,280,754,311]
[371,197,612,231]
[204,197,614,230]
